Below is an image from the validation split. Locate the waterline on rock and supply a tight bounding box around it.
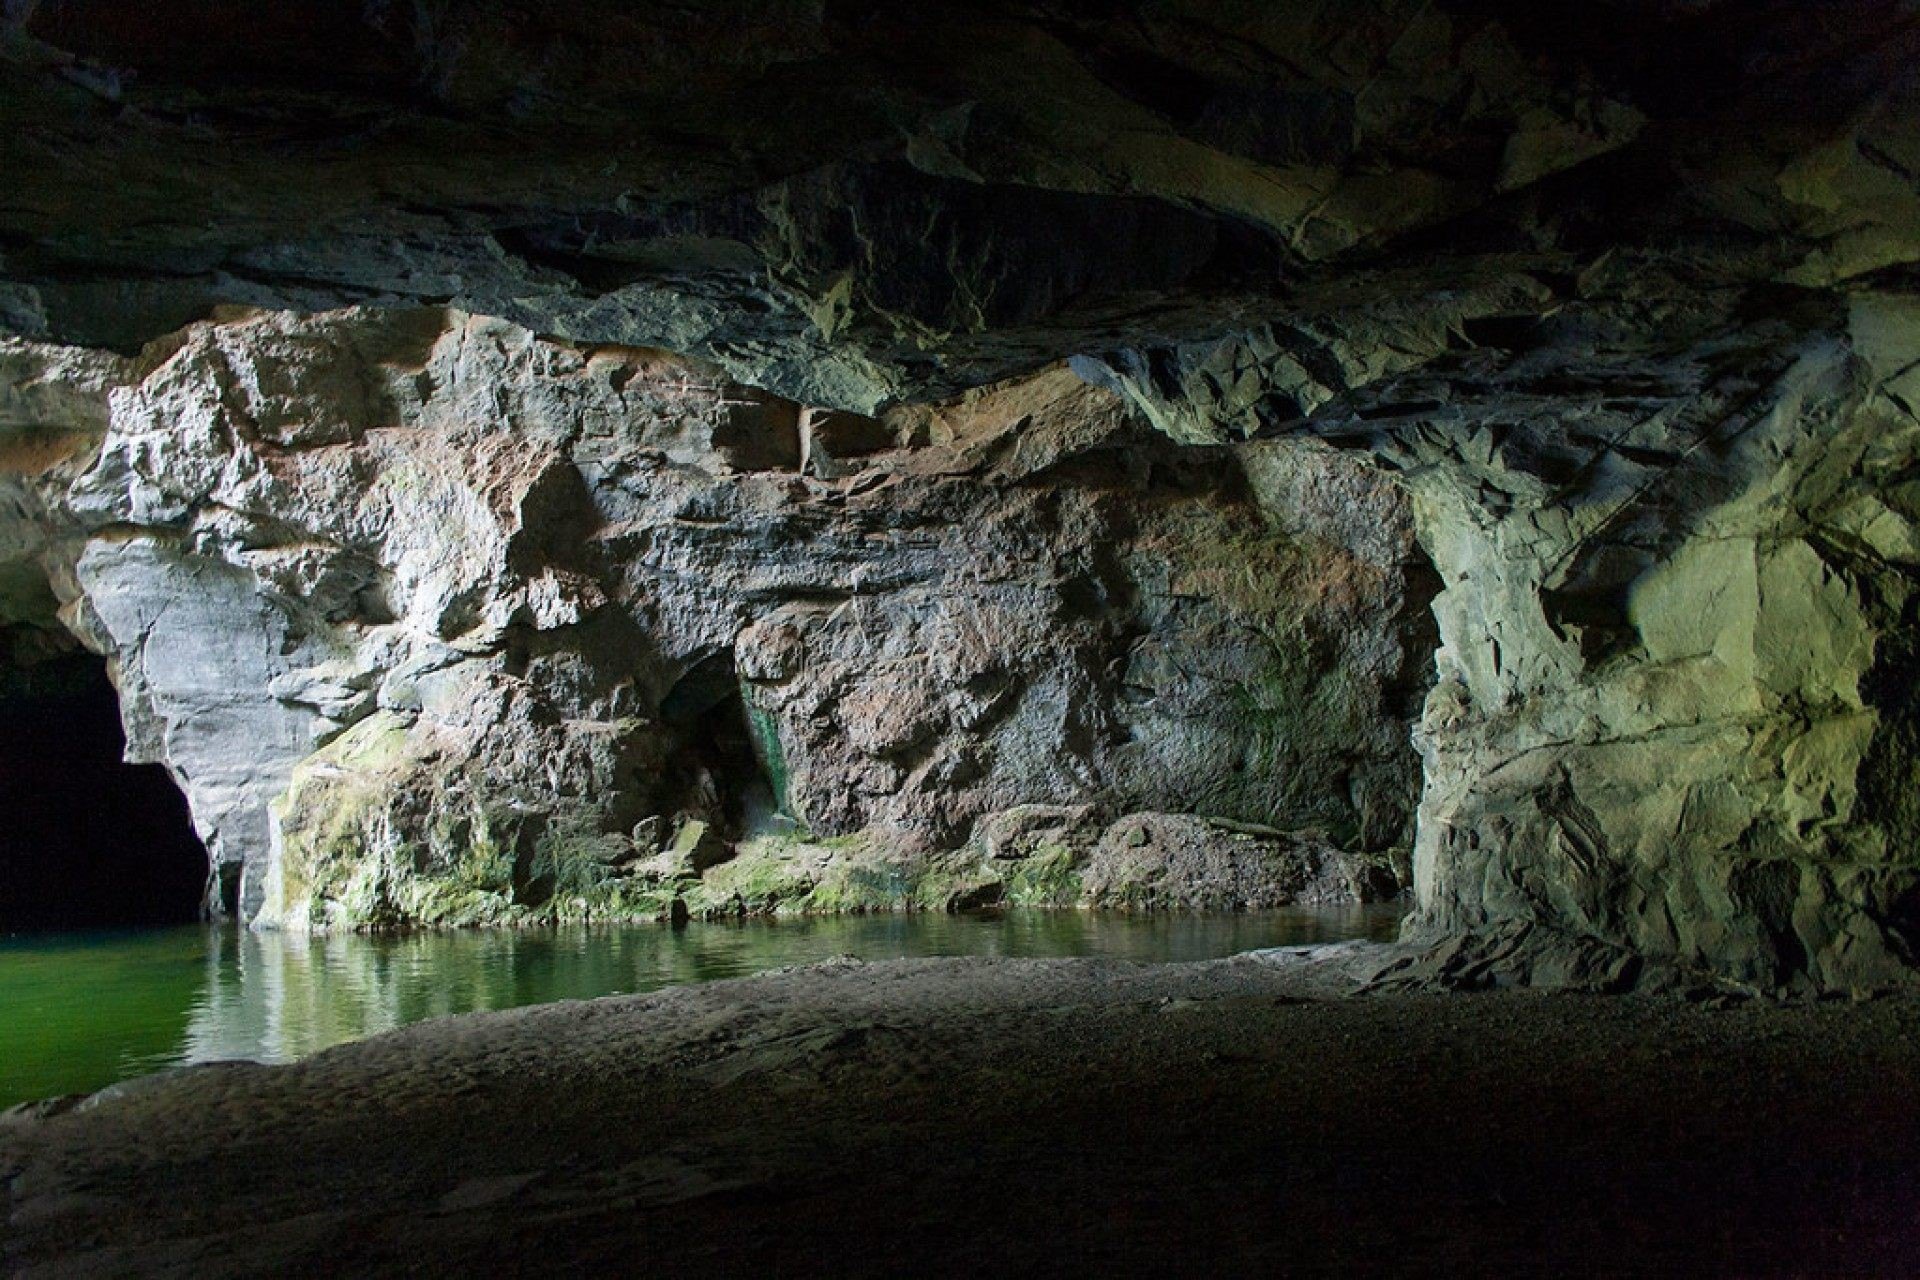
[0,906,1400,1108]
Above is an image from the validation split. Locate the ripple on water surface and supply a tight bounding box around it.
[0,906,1401,1107]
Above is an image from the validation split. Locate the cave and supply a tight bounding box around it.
[0,650,208,930]
[658,649,785,839]
[4,1,1920,1274]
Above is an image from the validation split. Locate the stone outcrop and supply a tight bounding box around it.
[5,307,1428,927]
[1394,296,1920,991]
[1101,278,1920,991]
[0,336,126,669]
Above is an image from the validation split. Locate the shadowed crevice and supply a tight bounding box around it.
[0,651,208,930]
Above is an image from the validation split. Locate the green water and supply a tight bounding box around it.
[0,907,1400,1108]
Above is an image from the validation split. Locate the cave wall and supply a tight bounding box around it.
[1094,276,1920,991]
[0,0,1664,407]
[1397,295,1920,990]
[10,285,1920,986]
[6,306,1431,929]
[4,1,1920,986]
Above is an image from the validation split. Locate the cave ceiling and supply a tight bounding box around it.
[4,0,1915,413]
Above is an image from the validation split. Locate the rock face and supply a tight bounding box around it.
[1104,285,1920,991]
[0,335,126,668]
[8,307,1428,926]
[1397,298,1920,991]
[4,2,1920,989]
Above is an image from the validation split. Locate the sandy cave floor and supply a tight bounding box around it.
[4,945,1920,1277]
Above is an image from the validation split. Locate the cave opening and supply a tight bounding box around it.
[0,649,209,931]
[659,650,784,839]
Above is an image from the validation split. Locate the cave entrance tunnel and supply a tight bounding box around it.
[659,650,785,839]
[0,642,210,931]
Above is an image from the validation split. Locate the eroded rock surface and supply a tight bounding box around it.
[0,335,127,670]
[1104,279,1920,991]
[7,307,1429,926]
[1396,297,1920,991]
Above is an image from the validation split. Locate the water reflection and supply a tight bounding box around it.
[1,906,1400,1106]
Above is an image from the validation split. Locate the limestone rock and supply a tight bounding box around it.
[1105,268,1920,990]
[5,1,1861,409]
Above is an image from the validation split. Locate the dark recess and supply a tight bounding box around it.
[660,650,779,838]
[0,654,209,931]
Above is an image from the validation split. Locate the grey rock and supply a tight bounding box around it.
[1079,813,1400,912]
[9,307,1430,930]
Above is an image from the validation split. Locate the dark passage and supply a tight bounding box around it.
[0,653,208,930]
[659,650,782,838]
